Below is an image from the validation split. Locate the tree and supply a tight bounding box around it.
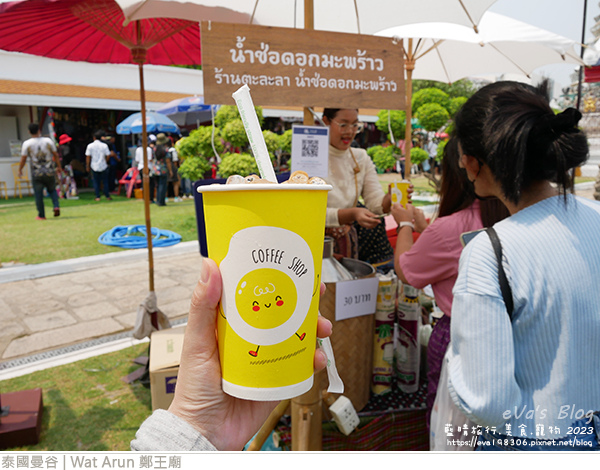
[176,126,223,181]
[375,109,406,143]
[174,103,275,181]
[414,103,450,132]
[221,119,248,149]
[449,96,468,117]
[280,129,293,155]
[413,79,477,99]
[213,104,264,128]
[367,145,398,172]
[218,153,259,178]
[410,147,429,166]
[412,88,451,114]
[263,130,282,160]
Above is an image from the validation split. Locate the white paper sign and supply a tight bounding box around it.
[334,277,380,321]
[291,125,329,178]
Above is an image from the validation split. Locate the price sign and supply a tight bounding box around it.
[334,277,379,321]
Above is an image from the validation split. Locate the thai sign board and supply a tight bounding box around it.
[201,21,406,110]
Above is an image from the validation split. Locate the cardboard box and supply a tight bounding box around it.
[149,325,186,411]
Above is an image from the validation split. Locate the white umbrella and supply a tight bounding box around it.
[115,0,498,178]
[376,11,583,83]
[374,11,583,173]
[116,0,498,34]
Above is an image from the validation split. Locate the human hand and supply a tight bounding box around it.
[391,202,415,224]
[168,258,332,451]
[353,207,382,229]
[413,207,428,233]
[407,183,415,202]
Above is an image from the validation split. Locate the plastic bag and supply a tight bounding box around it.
[429,349,477,451]
[133,291,171,340]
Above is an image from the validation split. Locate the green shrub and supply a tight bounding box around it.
[412,88,451,114]
[414,103,450,132]
[280,129,293,155]
[178,155,211,181]
[375,109,406,143]
[410,147,430,166]
[214,105,264,128]
[449,96,468,117]
[367,145,397,172]
[176,125,223,161]
[263,130,282,160]
[436,139,447,162]
[217,153,259,178]
[221,119,249,149]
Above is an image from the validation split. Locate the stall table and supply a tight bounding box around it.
[273,378,429,451]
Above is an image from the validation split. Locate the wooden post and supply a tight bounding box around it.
[291,372,323,451]
[404,39,415,181]
[291,0,323,451]
[247,400,290,451]
[135,21,154,293]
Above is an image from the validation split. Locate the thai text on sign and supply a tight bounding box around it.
[201,21,406,110]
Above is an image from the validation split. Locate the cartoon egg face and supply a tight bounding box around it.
[236,268,297,330]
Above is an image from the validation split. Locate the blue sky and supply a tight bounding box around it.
[489,0,598,90]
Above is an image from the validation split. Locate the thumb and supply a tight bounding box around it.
[183,257,222,354]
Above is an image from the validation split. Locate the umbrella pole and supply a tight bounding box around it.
[404,39,415,181]
[135,58,155,292]
[132,21,154,293]
[291,0,322,453]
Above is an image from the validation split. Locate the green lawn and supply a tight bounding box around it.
[0,191,199,265]
[2,343,152,451]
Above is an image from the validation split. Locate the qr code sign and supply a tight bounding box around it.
[301,139,319,157]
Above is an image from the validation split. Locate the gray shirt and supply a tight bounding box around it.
[131,409,217,451]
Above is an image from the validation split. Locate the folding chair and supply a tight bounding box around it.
[0,180,8,200]
[11,163,33,198]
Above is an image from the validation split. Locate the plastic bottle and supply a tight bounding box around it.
[395,283,421,393]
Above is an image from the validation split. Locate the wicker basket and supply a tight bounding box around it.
[319,257,376,412]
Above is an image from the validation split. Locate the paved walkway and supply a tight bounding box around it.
[0,182,597,378]
[0,241,203,374]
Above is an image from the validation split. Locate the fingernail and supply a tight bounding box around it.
[200,259,210,284]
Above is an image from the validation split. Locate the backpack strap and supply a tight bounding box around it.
[486,227,514,320]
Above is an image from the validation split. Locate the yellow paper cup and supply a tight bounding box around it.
[391,180,410,208]
[197,183,331,401]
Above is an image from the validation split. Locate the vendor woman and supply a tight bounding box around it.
[322,108,393,266]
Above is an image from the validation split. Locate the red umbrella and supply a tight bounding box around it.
[0,0,202,335]
[0,0,201,65]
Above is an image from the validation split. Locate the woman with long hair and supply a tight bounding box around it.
[392,136,509,429]
[448,80,600,451]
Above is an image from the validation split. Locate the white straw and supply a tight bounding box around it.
[232,84,278,183]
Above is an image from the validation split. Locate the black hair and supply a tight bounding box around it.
[94,129,106,140]
[438,136,509,226]
[28,123,39,135]
[454,80,589,205]
[322,108,359,122]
